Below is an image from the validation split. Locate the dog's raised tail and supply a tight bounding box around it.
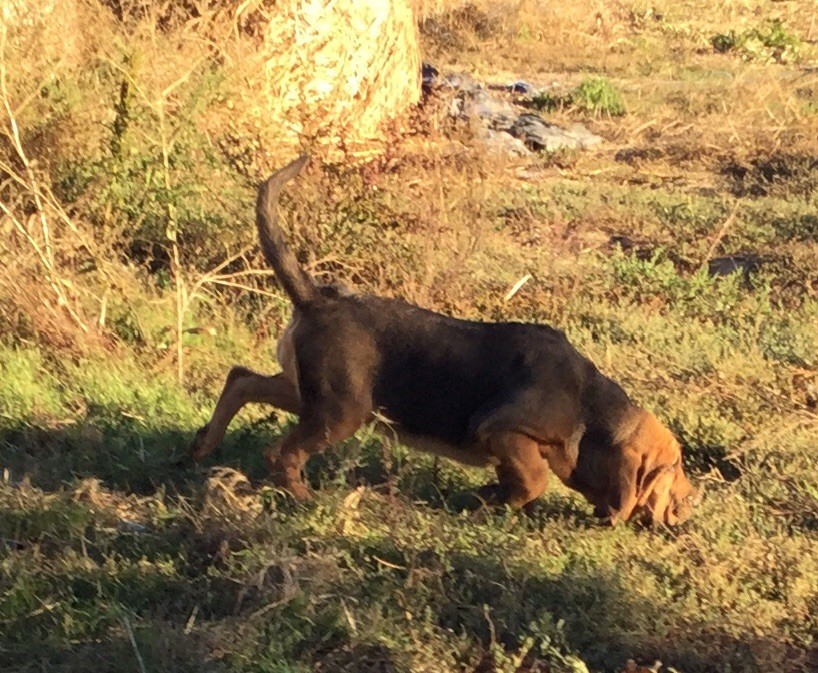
[256,154,319,308]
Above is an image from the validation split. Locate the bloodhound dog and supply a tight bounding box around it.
[190,156,699,525]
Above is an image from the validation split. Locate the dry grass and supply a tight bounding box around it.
[1,1,818,672]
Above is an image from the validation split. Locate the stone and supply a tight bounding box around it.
[510,114,602,151]
[481,129,532,157]
[426,62,604,154]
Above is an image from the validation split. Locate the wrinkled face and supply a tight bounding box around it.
[624,413,701,526]
[642,451,700,525]
[584,411,701,527]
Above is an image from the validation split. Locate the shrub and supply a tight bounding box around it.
[573,76,626,116]
[712,19,801,64]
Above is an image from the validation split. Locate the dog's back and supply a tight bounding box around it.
[286,290,621,446]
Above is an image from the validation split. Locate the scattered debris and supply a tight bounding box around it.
[203,466,262,517]
[504,274,532,301]
[423,62,604,155]
[480,128,532,157]
[441,71,481,91]
[502,80,536,95]
[451,89,519,129]
[510,114,602,152]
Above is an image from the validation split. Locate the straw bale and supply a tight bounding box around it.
[234,0,422,162]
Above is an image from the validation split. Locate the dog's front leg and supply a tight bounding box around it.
[190,367,301,461]
[477,431,550,510]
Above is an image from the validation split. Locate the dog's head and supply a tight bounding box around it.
[626,411,700,526]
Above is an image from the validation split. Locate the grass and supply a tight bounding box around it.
[2,0,818,672]
[530,76,626,116]
[711,19,803,64]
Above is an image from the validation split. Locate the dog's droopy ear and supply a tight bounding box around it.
[625,411,698,525]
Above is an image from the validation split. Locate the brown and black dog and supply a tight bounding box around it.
[190,155,700,525]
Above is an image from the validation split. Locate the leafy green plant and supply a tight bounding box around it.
[712,19,801,63]
[573,76,626,116]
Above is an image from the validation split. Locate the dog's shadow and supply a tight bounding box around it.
[0,416,215,496]
[0,414,617,528]
[1,420,808,673]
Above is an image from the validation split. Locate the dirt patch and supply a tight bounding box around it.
[722,153,818,198]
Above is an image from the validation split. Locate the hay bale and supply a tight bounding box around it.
[237,0,421,162]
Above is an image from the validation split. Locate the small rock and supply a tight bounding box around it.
[510,113,602,152]
[482,129,532,157]
[707,254,762,278]
[507,80,535,94]
[565,123,604,147]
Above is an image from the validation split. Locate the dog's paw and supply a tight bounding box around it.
[292,483,313,501]
[277,480,312,501]
[189,424,212,460]
[269,468,313,501]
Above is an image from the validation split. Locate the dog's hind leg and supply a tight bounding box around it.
[261,317,376,498]
[265,409,366,500]
[189,367,301,460]
[478,432,550,509]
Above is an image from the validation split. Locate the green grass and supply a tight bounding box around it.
[2,166,817,670]
[573,77,626,116]
[529,77,626,116]
[2,1,818,671]
[712,19,803,64]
